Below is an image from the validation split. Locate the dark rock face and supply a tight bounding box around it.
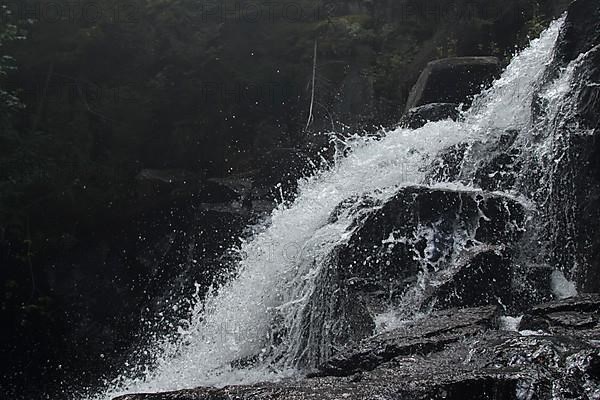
[541,0,600,292]
[424,130,521,190]
[519,294,600,331]
[336,187,524,291]
[115,296,600,400]
[317,306,498,377]
[284,186,526,368]
[554,0,600,66]
[404,57,501,111]
[433,249,513,309]
[399,103,460,129]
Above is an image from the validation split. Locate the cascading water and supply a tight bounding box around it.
[86,16,587,400]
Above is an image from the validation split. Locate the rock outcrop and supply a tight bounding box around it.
[281,186,527,368]
[399,103,460,129]
[540,0,600,292]
[555,0,600,65]
[404,57,501,111]
[114,295,600,400]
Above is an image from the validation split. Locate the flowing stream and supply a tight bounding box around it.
[86,16,584,400]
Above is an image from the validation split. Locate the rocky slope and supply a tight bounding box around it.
[112,0,600,398]
[115,296,600,400]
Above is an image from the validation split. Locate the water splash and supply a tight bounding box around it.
[85,17,570,400]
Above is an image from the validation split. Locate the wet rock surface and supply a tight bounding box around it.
[425,129,521,190]
[334,186,525,307]
[520,294,600,331]
[115,295,600,400]
[317,305,499,377]
[541,0,600,292]
[399,103,460,129]
[283,185,528,368]
[555,0,600,66]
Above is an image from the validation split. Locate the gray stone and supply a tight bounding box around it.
[114,296,600,400]
[404,57,501,111]
[281,186,526,369]
[399,103,460,129]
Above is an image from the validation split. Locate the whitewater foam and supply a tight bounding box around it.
[85,17,567,400]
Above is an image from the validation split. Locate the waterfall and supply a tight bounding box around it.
[86,16,581,400]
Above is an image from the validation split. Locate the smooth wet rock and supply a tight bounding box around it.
[404,57,501,111]
[399,103,460,129]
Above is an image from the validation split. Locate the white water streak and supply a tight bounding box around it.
[87,17,566,400]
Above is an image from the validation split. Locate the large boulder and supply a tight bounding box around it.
[335,187,525,297]
[279,186,528,368]
[404,57,501,111]
[399,103,460,129]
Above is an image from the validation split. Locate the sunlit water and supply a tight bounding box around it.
[85,17,577,400]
